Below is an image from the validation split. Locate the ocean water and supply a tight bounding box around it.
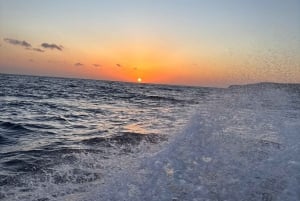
[0,74,299,201]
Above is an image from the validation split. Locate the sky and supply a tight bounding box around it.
[0,0,299,87]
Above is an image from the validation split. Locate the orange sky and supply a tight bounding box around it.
[0,0,299,87]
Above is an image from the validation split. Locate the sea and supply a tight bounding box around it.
[0,74,299,201]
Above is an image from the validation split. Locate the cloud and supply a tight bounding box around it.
[4,38,31,48]
[74,62,84,66]
[93,64,101,67]
[32,48,44,52]
[116,64,122,67]
[41,43,63,51]
[3,38,62,53]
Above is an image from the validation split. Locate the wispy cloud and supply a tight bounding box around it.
[93,64,101,67]
[32,48,44,52]
[4,38,31,48]
[3,38,63,53]
[116,64,122,67]
[74,62,84,66]
[41,43,63,51]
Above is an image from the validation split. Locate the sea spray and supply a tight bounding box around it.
[0,74,299,200]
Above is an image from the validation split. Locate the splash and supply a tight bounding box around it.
[82,84,300,201]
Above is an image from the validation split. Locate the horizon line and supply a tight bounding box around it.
[0,72,299,89]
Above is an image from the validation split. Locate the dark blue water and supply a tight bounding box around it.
[0,74,299,201]
[0,74,209,200]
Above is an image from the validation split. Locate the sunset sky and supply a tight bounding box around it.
[0,0,299,87]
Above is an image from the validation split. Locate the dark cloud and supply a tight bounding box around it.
[29,59,34,62]
[32,48,44,52]
[93,64,101,67]
[116,64,122,67]
[41,43,63,51]
[4,38,31,48]
[3,38,63,53]
[74,62,84,66]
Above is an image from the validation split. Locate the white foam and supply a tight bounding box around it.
[2,85,299,201]
[81,86,300,201]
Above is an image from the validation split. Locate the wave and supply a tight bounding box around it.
[80,88,300,201]
[0,121,31,132]
[81,133,167,147]
[144,95,185,103]
[0,134,12,145]
[1,75,299,201]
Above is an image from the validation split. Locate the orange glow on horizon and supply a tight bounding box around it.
[1,31,299,87]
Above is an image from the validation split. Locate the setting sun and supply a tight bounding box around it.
[0,0,299,87]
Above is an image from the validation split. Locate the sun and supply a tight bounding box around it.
[137,77,142,83]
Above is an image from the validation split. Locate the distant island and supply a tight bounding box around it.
[228,82,300,90]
